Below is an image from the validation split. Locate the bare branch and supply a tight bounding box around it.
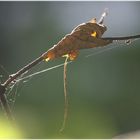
[2,56,44,88]
[1,12,140,122]
[0,54,45,120]
[102,34,140,41]
[0,84,13,120]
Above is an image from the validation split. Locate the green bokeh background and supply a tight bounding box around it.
[0,1,140,138]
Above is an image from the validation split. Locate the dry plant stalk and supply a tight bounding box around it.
[0,10,140,129]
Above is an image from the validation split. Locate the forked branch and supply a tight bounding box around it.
[1,11,140,122]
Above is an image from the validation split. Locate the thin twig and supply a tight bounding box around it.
[0,33,140,121]
[0,53,46,120]
[2,56,44,88]
[0,84,13,120]
[102,34,140,41]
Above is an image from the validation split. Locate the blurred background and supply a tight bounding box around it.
[0,1,140,138]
